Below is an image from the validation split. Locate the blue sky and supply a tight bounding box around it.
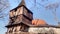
[0,0,60,34]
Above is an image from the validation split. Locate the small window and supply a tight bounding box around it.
[45,33,47,34]
[9,29,12,33]
[12,27,14,32]
[14,28,17,32]
[19,26,25,31]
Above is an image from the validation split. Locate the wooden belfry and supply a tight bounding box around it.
[5,0,33,34]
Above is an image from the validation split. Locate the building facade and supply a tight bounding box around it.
[5,0,60,34]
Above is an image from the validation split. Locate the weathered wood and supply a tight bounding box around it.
[23,7,33,20]
[9,10,15,17]
[16,7,24,16]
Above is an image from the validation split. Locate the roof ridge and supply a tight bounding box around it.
[18,0,26,7]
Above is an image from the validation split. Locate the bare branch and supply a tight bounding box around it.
[0,0,9,19]
[45,2,59,22]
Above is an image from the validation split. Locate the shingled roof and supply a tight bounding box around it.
[18,0,26,7]
[10,0,26,11]
[6,19,60,28]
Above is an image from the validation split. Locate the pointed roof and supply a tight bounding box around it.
[18,0,26,7]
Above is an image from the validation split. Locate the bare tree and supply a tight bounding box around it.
[0,0,9,18]
[45,2,59,23]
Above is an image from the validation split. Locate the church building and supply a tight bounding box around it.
[5,0,60,34]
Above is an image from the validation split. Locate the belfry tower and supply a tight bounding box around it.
[5,0,33,34]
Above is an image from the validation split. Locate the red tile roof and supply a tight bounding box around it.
[32,19,47,25]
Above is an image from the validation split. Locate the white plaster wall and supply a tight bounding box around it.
[28,27,60,34]
[53,28,60,34]
[28,27,50,33]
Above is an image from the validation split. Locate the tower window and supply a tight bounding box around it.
[14,28,17,32]
[9,28,12,33]
[19,25,25,32]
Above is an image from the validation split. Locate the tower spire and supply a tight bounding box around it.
[18,0,26,6]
